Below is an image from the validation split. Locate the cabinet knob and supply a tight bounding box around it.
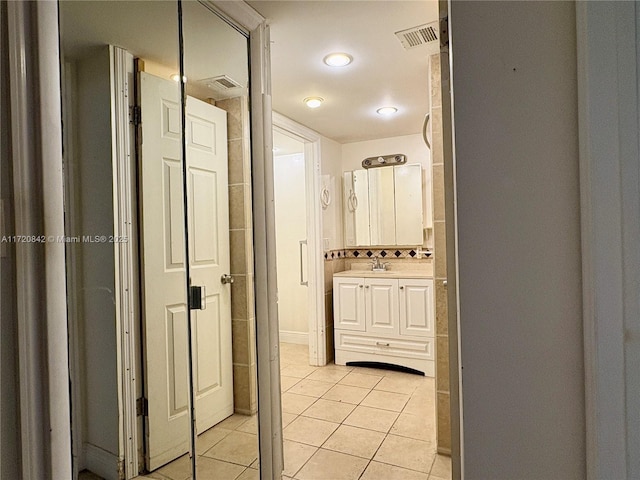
[399,286,404,289]
[359,285,363,288]
[365,285,370,288]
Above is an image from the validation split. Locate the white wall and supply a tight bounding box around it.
[320,136,344,251]
[450,2,584,478]
[341,133,433,236]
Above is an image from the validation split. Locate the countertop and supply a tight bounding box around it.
[333,268,432,279]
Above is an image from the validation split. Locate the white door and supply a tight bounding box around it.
[365,278,399,335]
[398,279,434,337]
[333,277,365,332]
[139,72,232,470]
[185,96,233,434]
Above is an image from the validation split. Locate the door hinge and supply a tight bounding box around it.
[130,105,142,125]
[136,397,148,416]
[439,16,449,49]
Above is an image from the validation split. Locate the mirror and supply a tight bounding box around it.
[343,164,424,247]
[58,1,192,477]
[59,1,259,478]
[368,167,397,245]
[180,2,260,478]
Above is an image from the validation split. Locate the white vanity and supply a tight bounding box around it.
[333,269,435,376]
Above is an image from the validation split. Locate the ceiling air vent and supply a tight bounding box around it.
[395,22,439,50]
[200,75,243,91]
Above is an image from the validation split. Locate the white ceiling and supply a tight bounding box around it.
[59,0,438,144]
[248,0,439,144]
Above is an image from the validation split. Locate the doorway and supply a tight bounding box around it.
[272,114,326,367]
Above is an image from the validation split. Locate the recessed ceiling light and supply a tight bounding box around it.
[304,97,324,108]
[377,106,398,116]
[323,53,353,67]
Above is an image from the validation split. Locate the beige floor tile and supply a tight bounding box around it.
[338,371,383,389]
[374,374,425,395]
[141,472,173,480]
[195,456,246,479]
[390,412,436,442]
[217,413,253,430]
[196,426,233,455]
[403,393,435,416]
[343,405,399,433]
[321,384,371,404]
[322,424,385,459]
[202,431,258,466]
[281,375,301,392]
[281,364,317,379]
[362,390,410,412]
[235,467,260,480]
[156,454,191,480]
[282,392,317,415]
[283,416,339,446]
[301,398,356,423]
[283,440,318,477]
[306,367,349,383]
[295,448,369,480]
[374,434,435,473]
[429,454,452,479]
[413,377,436,396]
[287,378,334,398]
[282,411,298,428]
[360,461,429,480]
[237,415,258,434]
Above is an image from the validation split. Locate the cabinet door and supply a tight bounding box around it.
[365,278,399,335]
[399,278,434,337]
[334,277,365,331]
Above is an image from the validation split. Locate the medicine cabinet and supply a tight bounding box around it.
[343,164,424,247]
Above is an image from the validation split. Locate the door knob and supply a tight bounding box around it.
[221,274,234,284]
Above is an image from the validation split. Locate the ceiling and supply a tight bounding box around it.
[59,0,439,145]
[248,0,439,144]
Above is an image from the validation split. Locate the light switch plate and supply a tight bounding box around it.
[323,238,330,251]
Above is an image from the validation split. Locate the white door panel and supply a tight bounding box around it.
[186,96,233,434]
[399,279,434,337]
[140,72,232,471]
[365,278,399,335]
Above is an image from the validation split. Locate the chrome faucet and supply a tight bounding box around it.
[370,255,389,271]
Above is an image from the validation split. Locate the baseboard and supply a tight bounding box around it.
[83,443,121,480]
[279,330,308,345]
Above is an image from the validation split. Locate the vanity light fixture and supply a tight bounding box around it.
[323,52,353,67]
[377,106,398,116]
[304,96,324,108]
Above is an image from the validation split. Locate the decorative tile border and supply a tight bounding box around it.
[323,249,347,260]
[324,248,432,260]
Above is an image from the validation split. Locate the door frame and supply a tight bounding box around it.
[576,2,640,478]
[272,111,326,367]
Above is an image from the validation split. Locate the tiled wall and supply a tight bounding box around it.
[430,53,451,455]
[216,96,258,415]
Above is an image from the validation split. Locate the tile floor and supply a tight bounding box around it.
[82,342,451,480]
[278,343,451,480]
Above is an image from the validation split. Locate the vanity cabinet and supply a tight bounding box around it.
[333,274,434,376]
